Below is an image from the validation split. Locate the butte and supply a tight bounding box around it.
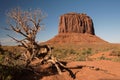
[46,12,108,45]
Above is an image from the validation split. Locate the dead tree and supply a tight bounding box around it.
[6,8,75,79]
[7,8,46,66]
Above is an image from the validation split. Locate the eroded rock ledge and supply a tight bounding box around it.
[58,12,95,35]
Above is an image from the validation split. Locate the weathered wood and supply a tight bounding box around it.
[7,7,76,79]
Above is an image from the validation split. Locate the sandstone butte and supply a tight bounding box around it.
[46,12,108,45]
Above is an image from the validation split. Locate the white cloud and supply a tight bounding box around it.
[0,37,18,46]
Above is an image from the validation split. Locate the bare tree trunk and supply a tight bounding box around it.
[6,7,76,79]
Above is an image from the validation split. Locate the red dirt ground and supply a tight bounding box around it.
[40,60,120,80]
[90,51,117,59]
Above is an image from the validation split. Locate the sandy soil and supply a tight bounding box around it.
[40,60,120,80]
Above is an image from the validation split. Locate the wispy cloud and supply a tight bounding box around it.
[0,37,18,46]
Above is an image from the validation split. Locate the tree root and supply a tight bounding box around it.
[27,58,117,80]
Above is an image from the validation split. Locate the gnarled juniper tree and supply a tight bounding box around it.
[7,7,47,66]
[6,8,75,78]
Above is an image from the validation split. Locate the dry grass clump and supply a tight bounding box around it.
[52,43,120,61]
[1,43,120,80]
[110,50,120,57]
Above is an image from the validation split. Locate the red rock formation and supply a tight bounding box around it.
[46,12,108,45]
[58,12,95,35]
[46,33,107,44]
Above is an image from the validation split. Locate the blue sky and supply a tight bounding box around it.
[0,0,120,45]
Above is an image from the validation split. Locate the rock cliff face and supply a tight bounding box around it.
[58,12,95,35]
[46,12,108,44]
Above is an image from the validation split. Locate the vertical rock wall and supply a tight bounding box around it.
[58,12,95,35]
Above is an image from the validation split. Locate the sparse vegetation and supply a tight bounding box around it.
[96,55,111,60]
[110,50,120,57]
[0,6,120,80]
[52,44,120,62]
[76,54,87,61]
[1,7,48,80]
[1,41,120,80]
[112,57,120,62]
[53,48,78,60]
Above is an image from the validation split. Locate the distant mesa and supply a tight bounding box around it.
[58,12,95,35]
[46,12,108,44]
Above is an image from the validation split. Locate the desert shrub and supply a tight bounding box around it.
[0,46,27,67]
[0,46,26,80]
[98,55,106,60]
[69,49,77,54]
[110,50,120,57]
[0,55,4,63]
[0,46,5,55]
[110,50,120,62]
[76,54,86,61]
[53,48,69,59]
[0,65,13,80]
[0,48,26,80]
[82,48,92,55]
[75,48,94,61]
[0,63,31,80]
[52,47,78,60]
[112,57,120,62]
[96,54,111,61]
[82,48,92,57]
